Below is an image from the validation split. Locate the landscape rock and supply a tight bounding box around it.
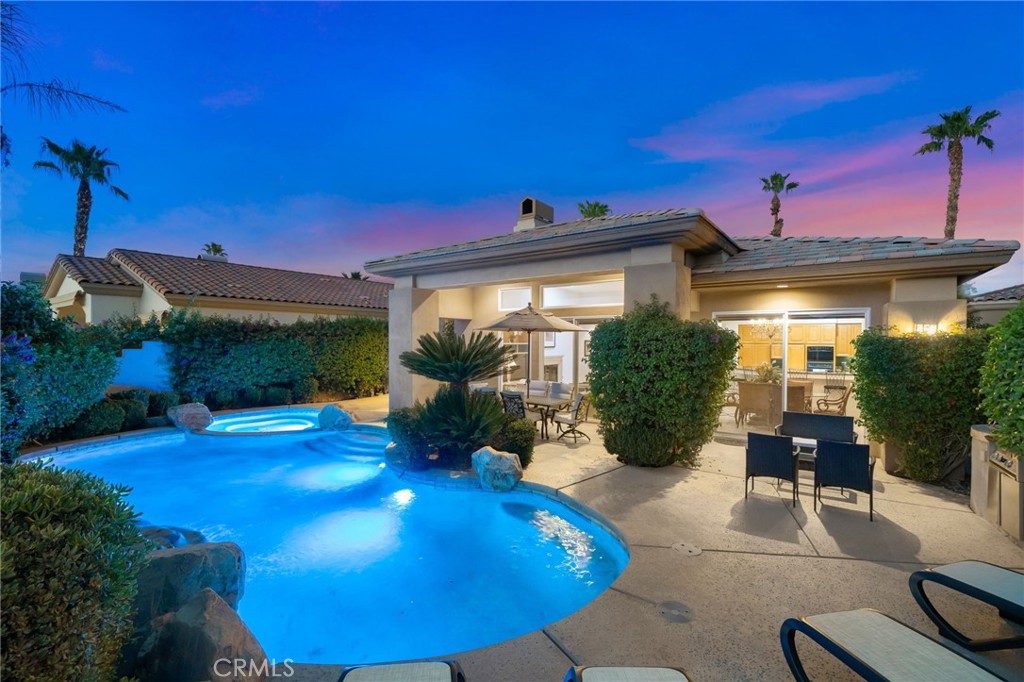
[139,525,207,550]
[318,403,354,430]
[134,588,269,682]
[166,402,213,431]
[134,542,246,628]
[472,446,523,492]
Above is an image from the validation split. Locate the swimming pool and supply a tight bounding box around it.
[48,422,629,664]
[204,408,321,433]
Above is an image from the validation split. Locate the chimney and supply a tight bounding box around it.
[197,253,228,263]
[515,196,554,231]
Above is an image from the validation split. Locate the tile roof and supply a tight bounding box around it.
[366,209,710,265]
[106,249,390,310]
[969,283,1024,302]
[53,254,142,289]
[692,236,1021,275]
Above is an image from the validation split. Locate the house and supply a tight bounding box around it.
[364,197,1020,434]
[43,248,391,325]
[967,284,1023,326]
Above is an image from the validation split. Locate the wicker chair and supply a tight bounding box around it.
[814,440,875,521]
[745,432,799,507]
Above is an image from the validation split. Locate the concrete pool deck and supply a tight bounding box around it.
[289,396,1024,681]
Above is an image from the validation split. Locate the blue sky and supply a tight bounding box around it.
[2,2,1022,290]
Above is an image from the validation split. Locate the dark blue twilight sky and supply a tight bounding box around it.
[2,2,1022,289]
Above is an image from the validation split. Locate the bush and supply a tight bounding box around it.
[120,399,148,431]
[589,297,739,467]
[980,301,1024,458]
[419,387,506,468]
[2,341,118,462]
[265,387,293,406]
[240,386,267,408]
[66,399,126,440]
[386,406,431,470]
[293,317,389,397]
[109,388,151,413]
[0,281,73,346]
[491,415,537,468]
[0,461,148,681]
[147,391,180,417]
[293,376,319,403]
[851,327,991,482]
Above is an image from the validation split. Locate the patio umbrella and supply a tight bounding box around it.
[480,303,583,398]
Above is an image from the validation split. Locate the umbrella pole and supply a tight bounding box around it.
[525,330,532,399]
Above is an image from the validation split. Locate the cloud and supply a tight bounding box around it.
[632,72,914,164]
[200,86,261,111]
[92,50,133,74]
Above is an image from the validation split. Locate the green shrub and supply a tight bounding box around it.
[589,297,739,467]
[66,399,126,440]
[0,461,148,682]
[293,317,389,397]
[851,327,991,482]
[0,280,73,346]
[120,399,148,431]
[265,387,293,406]
[386,406,431,470]
[240,386,267,408]
[109,388,151,413]
[491,415,537,468]
[293,376,319,403]
[147,391,180,417]
[419,387,505,468]
[980,301,1024,458]
[399,329,512,394]
[2,341,118,461]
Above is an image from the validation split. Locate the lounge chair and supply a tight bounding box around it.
[553,393,590,442]
[909,560,1024,651]
[338,661,466,681]
[780,608,1009,681]
[564,666,691,681]
[814,440,874,521]
[745,432,799,507]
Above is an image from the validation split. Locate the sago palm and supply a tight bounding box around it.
[760,172,799,237]
[34,138,129,256]
[578,200,611,218]
[400,329,513,395]
[915,105,1000,240]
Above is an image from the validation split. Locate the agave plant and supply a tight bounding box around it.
[399,329,512,395]
[419,387,506,467]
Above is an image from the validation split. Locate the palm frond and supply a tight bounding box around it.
[400,330,512,386]
[1,79,126,115]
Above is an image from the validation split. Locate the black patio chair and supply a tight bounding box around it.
[814,439,875,521]
[745,432,799,507]
[499,391,543,430]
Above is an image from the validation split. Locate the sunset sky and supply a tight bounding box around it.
[2,2,1022,291]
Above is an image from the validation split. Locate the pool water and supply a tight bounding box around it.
[50,425,628,664]
[204,409,321,433]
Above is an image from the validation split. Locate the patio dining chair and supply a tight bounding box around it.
[552,392,590,442]
[815,383,852,416]
[339,661,466,681]
[814,440,875,521]
[745,432,799,507]
[500,391,544,431]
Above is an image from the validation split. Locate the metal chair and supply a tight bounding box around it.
[815,384,852,415]
[499,391,543,429]
[745,432,799,507]
[814,440,875,521]
[553,393,590,442]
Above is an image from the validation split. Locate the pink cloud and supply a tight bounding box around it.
[200,87,261,111]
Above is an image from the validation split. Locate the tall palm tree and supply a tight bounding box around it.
[915,105,1000,240]
[760,172,799,237]
[203,242,228,257]
[578,200,611,218]
[34,138,129,257]
[342,271,367,280]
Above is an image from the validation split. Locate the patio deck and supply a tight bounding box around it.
[302,396,1024,681]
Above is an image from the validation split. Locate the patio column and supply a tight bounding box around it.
[388,282,440,411]
[883,277,965,334]
[623,244,692,319]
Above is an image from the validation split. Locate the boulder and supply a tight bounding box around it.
[139,525,207,550]
[166,402,213,431]
[134,542,246,627]
[134,588,269,682]
[472,446,523,492]
[318,403,354,430]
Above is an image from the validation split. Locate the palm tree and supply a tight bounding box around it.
[342,271,367,280]
[400,329,513,396]
[203,242,228,257]
[760,172,800,237]
[34,138,129,256]
[1,4,124,166]
[915,105,1000,240]
[578,200,611,218]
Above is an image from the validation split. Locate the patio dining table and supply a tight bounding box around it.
[525,395,572,439]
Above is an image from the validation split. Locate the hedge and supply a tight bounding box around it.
[980,301,1024,458]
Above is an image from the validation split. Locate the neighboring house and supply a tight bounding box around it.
[967,284,1023,326]
[364,197,1020,426]
[43,248,391,324]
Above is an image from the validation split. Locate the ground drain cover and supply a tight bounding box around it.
[658,601,692,623]
[671,542,702,556]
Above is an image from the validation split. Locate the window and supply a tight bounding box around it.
[498,287,531,311]
[541,280,623,308]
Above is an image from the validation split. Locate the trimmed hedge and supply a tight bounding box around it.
[0,461,148,681]
[65,399,126,440]
[851,326,991,482]
[980,301,1024,458]
[588,297,738,467]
